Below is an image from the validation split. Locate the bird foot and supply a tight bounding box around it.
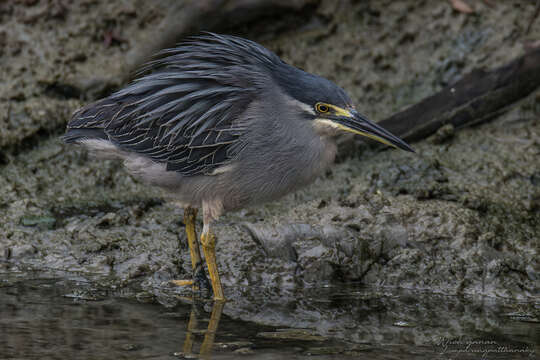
[171,267,211,295]
[193,266,212,293]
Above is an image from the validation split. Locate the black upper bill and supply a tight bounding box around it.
[337,111,415,152]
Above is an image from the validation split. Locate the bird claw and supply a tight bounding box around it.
[171,279,193,286]
[171,268,211,296]
[193,266,212,294]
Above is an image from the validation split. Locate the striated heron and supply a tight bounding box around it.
[64,33,413,301]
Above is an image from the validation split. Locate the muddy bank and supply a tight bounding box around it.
[0,0,539,344]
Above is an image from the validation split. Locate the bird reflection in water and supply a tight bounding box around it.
[177,300,226,359]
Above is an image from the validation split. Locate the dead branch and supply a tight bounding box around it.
[378,47,540,141]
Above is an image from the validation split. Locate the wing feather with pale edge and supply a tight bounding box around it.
[66,33,281,176]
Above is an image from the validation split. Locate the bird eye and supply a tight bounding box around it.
[316,103,330,113]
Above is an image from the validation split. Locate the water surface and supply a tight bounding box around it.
[0,273,537,359]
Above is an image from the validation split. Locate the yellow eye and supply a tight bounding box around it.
[316,103,330,113]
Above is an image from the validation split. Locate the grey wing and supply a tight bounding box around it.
[67,69,254,176]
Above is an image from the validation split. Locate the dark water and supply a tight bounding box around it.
[0,273,538,360]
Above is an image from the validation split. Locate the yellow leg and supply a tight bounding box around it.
[200,227,225,301]
[171,207,209,292]
[184,207,204,291]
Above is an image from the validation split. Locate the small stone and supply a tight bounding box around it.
[10,245,37,258]
[215,341,253,350]
[233,347,254,355]
[304,347,343,355]
[121,343,140,351]
[20,215,56,230]
[135,291,155,303]
[392,320,416,327]
[257,329,326,341]
[430,123,455,144]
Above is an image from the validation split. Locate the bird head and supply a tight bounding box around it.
[274,64,414,152]
[310,101,414,152]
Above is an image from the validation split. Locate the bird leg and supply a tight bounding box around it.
[171,207,210,292]
[185,207,211,292]
[200,220,225,301]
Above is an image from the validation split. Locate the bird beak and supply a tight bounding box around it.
[335,110,414,152]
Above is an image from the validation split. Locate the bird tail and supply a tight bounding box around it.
[63,97,119,144]
[62,128,108,143]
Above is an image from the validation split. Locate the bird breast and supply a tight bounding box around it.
[217,117,337,211]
